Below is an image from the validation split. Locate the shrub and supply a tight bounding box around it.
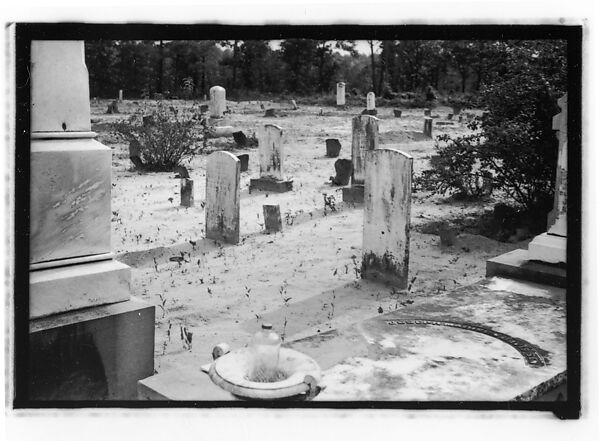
[116,102,203,171]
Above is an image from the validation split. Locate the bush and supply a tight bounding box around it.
[417,41,567,213]
[116,102,203,171]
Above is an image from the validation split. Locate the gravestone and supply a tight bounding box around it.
[209,85,226,118]
[29,40,153,399]
[424,109,431,117]
[264,108,277,117]
[249,124,293,193]
[362,148,413,288]
[330,158,352,186]
[527,93,568,264]
[291,99,299,110]
[343,114,379,203]
[118,89,123,101]
[263,205,283,233]
[180,178,194,207]
[129,139,145,171]
[393,109,403,118]
[325,138,342,157]
[423,117,433,138]
[237,154,249,172]
[233,131,248,147]
[205,151,240,244]
[336,82,346,106]
[106,100,119,114]
[366,92,377,115]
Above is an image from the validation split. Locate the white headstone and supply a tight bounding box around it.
[366,92,376,111]
[336,82,346,106]
[362,148,413,288]
[205,151,240,244]
[528,93,568,264]
[118,89,123,101]
[209,85,226,118]
[259,124,284,180]
[351,114,379,186]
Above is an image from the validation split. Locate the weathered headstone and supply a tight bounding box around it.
[209,85,226,118]
[180,178,194,207]
[325,138,342,157]
[237,154,249,172]
[336,82,346,106]
[263,205,283,234]
[423,117,433,138]
[424,109,431,117]
[249,124,293,193]
[527,93,567,264]
[366,92,376,115]
[106,100,119,114]
[118,89,123,101]
[205,151,240,244]
[233,131,248,147]
[264,108,277,117]
[343,114,379,203]
[330,159,352,186]
[362,148,413,288]
[393,109,403,118]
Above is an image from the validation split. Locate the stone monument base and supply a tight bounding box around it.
[249,178,293,193]
[527,232,567,264]
[29,297,155,400]
[361,109,377,116]
[342,185,364,204]
[486,248,566,288]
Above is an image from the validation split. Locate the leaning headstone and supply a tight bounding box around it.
[393,109,403,118]
[237,154,249,172]
[527,93,567,264]
[200,104,209,114]
[233,131,248,147]
[343,114,379,203]
[423,117,433,138]
[325,138,342,157]
[209,85,226,118]
[362,148,413,288]
[249,124,293,193]
[205,151,240,244]
[174,164,190,179]
[366,92,377,115]
[330,158,352,186]
[336,82,346,106]
[290,99,299,110]
[263,205,282,234]
[180,178,194,207]
[438,222,457,246]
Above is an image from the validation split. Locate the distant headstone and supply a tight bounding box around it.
[129,139,144,171]
[362,148,413,288]
[106,100,119,114]
[264,108,276,117]
[209,86,226,118]
[180,178,194,207]
[336,82,346,106]
[263,205,282,234]
[250,124,293,193]
[237,154,249,172]
[233,131,248,147]
[205,151,240,244]
[118,89,123,101]
[291,99,299,110]
[330,159,352,186]
[343,114,379,203]
[424,109,431,117]
[325,139,342,157]
[393,109,403,118]
[423,117,433,138]
[366,92,376,111]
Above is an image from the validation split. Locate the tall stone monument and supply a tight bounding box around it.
[249,124,293,193]
[362,148,413,288]
[528,93,568,264]
[209,85,226,118]
[28,41,154,400]
[336,82,346,106]
[342,114,379,203]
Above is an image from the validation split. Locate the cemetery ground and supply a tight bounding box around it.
[92,99,532,375]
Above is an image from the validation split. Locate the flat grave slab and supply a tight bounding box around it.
[138,276,566,401]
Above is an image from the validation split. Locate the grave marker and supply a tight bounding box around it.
[209,85,226,118]
[366,92,377,115]
[362,148,413,288]
[205,151,240,244]
[325,138,342,157]
[237,153,249,172]
[336,82,346,106]
[263,205,283,233]
[343,114,379,203]
[330,159,352,186]
[180,178,194,207]
[423,117,433,138]
[249,124,293,193]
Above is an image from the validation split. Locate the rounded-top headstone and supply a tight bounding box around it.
[31,41,92,133]
[336,82,346,106]
[209,85,226,118]
[366,92,376,111]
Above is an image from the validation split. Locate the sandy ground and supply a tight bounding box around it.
[91,99,528,374]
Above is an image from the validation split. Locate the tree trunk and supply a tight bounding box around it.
[369,40,377,93]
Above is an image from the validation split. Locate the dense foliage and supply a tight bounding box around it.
[417,40,568,216]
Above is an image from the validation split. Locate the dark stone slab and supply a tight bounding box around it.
[237,154,249,172]
[486,248,566,288]
[393,109,403,117]
[233,131,248,147]
[263,204,282,233]
[342,185,364,203]
[180,178,194,207]
[249,178,293,193]
[331,159,352,186]
[325,139,342,157]
[29,297,155,400]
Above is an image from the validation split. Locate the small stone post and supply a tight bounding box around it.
[336,82,346,106]
[205,151,240,244]
[180,178,194,207]
[423,117,433,138]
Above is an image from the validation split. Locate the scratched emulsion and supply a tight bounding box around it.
[205,151,240,244]
[30,139,111,263]
[362,148,412,288]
